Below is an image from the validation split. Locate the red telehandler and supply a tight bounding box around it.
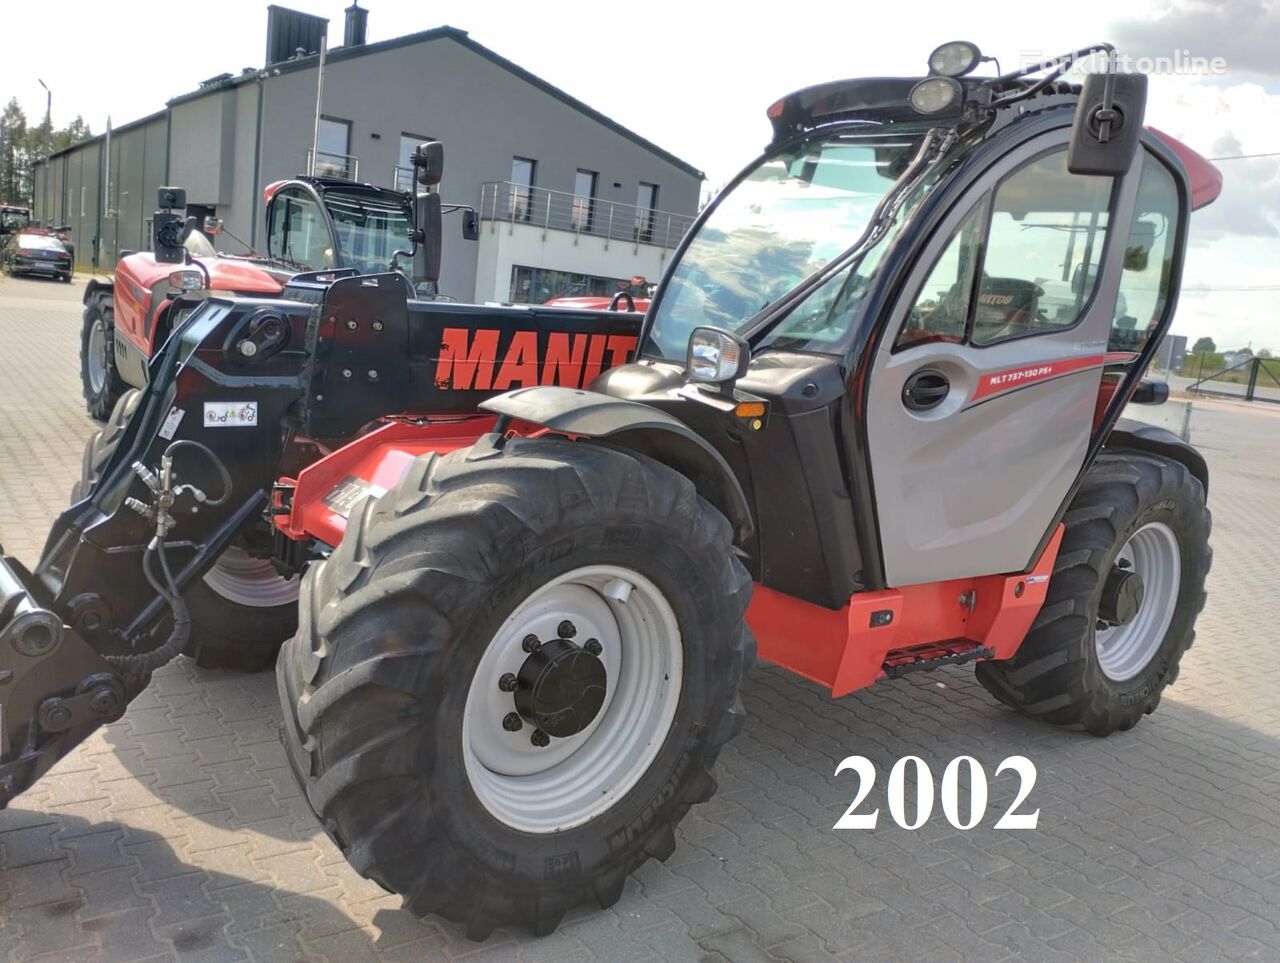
[75,175,481,668]
[1,42,1221,938]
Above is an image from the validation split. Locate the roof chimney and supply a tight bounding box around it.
[344,1,368,47]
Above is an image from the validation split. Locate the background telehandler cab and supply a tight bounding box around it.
[1,42,1219,939]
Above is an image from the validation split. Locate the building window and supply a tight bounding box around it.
[510,157,536,222]
[635,182,658,242]
[510,264,631,304]
[397,133,431,191]
[571,169,598,232]
[315,118,353,178]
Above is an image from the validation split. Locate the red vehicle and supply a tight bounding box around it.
[2,44,1224,939]
[80,176,418,421]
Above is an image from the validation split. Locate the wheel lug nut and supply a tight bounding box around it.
[531,729,550,748]
[584,638,602,656]
[522,634,541,652]
[502,713,522,732]
[558,620,576,639]
[498,673,518,692]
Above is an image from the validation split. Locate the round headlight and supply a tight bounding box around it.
[909,76,963,114]
[929,40,982,77]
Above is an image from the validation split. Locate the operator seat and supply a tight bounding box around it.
[972,276,1044,342]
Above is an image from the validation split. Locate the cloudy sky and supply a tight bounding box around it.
[4,0,1277,351]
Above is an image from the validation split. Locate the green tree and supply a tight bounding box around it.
[1258,348,1273,359]
[0,99,30,205]
[1191,336,1216,354]
[51,116,92,153]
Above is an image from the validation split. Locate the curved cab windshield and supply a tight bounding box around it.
[326,190,413,274]
[645,131,928,360]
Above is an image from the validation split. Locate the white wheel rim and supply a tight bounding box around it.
[462,565,683,833]
[88,319,107,394]
[1095,522,1181,682]
[201,546,300,608]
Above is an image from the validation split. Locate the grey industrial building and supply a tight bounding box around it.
[31,4,703,302]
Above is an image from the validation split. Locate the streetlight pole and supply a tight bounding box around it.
[37,79,50,225]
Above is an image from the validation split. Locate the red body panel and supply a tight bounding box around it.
[112,253,285,356]
[1147,127,1223,211]
[276,417,495,546]
[748,525,1064,696]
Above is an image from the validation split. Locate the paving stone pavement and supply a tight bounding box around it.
[1,273,1279,962]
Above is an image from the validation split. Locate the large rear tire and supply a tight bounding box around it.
[81,294,126,421]
[277,438,753,938]
[975,452,1211,734]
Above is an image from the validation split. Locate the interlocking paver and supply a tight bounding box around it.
[3,274,1280,961]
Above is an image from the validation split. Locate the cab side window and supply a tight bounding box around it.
[896,148,1116,349]
[895,205,985,349]
[268,189,330,271]
[1110,152,1180,353]
[973,151,1113,345]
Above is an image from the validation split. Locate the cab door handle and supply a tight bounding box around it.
[902,368,950,411]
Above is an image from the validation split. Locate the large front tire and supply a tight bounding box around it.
[81,294,126,421]
[278,438,753,938]
[975,452,1211,734]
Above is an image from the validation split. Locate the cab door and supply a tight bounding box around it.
[864,131,1142,587]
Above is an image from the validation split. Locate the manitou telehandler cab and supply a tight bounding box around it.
[1,43,1220,938]
[79,174,479,420]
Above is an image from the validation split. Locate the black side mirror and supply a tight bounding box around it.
[413,192,443,283]
[1130,379,1169,405]
[153,212,185,264]
[461,209,480,241]
[414,141,444,187]
[1068,72,1147,176]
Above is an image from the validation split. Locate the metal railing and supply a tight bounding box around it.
[392,165,415,192]
[306,149,360,181]
[1186,355,1280,404]
[479,182,695,249]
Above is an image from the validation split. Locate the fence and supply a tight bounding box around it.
[478,182,695,250]
[1186,356,1280,404]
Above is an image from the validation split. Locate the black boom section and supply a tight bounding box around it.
[300,275,644,438]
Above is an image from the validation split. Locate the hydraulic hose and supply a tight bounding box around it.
[105,438,232,676]
[105,536,191,676]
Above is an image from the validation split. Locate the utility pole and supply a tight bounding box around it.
[37,79,50,224]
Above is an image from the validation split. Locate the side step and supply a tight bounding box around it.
[882,641,994,679]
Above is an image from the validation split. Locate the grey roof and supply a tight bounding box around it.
[48,25,702,179]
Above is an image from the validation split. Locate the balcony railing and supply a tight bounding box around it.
[306,149,360,182]
[479,182,695,249]
[392,165,415,192]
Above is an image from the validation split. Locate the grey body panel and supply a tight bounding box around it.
[866,129,1143,587]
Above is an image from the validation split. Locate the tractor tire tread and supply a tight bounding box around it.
[277,437,753,935]
[975,452,1210,735]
